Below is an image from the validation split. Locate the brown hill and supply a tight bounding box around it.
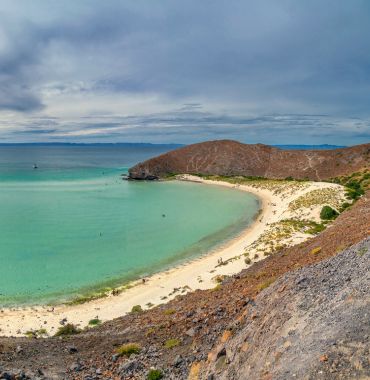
[129,140,370,180]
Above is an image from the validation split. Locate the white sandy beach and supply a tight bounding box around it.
[0,176,345,337]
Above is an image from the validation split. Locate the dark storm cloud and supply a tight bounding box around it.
[0,0,369,143]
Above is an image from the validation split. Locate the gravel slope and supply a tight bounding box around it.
[202,238,370,380]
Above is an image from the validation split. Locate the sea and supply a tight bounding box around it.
[0,144,259,306]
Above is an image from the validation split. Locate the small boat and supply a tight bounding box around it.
[33,164,38,169]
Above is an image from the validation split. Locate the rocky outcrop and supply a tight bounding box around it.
[201,238,370,379]
[128,140,370,180]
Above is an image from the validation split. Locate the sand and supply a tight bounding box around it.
[0,176,345,336]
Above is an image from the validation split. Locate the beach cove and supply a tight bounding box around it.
[0,175,346,336]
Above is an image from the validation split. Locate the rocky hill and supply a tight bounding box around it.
[128,140,370,180]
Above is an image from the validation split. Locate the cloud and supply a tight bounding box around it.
[0,0,369,143]
[2,107,369,145]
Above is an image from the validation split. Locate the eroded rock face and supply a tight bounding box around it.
[128,139,370,180]
[201,238,370,380]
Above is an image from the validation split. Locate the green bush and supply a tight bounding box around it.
[147,369,163,380]
[116,343,141,357]
[88,318,101,326]
[339,202,351,212]
[54,323,81,337]
[164,338,180,349]
[163,308,176,315]
[320,205,339,220]
[131,305,143,313]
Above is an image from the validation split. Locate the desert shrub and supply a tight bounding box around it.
[163,309,176,315]
[37,328,48,336]
[54,323,81,337]
[131,305,143,313]
[116,343,141,357]
[214,275,224,284]
[244,257,251,265]
[358,247,368,256]
[212,283,222,291]
[164,338,180,349]
[146,327,155,336]
[256,277,276,292]
[147,369,163,380]
[306,222,326,234]
[339,202,351,212]
[88,318,101,326]
[25,330,36,338]
[311,247,322,255]
[320,205,338,220]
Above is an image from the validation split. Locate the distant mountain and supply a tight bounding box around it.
[129,139,370,181]
[0,142,183,147]
[275,144,346,150]
[0,142,347,150]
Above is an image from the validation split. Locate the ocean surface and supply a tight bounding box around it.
[0,145,259,306]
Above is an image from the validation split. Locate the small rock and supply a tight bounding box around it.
[119,360,139,374]
[0,372,14,380]
[216,346,226,360]
[173,355,183,367]
[186,328,196,337]
[67,345,78,354]
[70,362,82,372]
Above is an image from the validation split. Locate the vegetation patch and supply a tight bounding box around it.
[289,188,344,211]
[320,205,339,220]
[256,277,276,292]
[116,343,141,357]
[163,309,176,315]
[54,323,81,337]
[131,304,143,313]
[146,327,155,336]
[331,169,369,200]
[164,338,180,349]
[147,369,164,380]
[88,318,102,326]
[198,175,308,195]
[25,328,48,338]
[212,283,222,291]
[66,291,109,306]
[358,246,368,257]
[311,247,322,255]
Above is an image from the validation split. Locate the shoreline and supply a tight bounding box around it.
[0,176,345,337]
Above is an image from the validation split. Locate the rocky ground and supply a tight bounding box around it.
[202,238,370,380]
[0,190,369,380]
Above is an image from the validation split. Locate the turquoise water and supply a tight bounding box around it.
[0,146,259,306]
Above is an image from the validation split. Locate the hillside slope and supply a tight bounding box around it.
[202,238,370,379]
[128,140,370,180]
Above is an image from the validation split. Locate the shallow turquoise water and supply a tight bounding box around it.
[0,146,259,306]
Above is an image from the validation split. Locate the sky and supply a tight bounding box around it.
[0,0,369,145]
